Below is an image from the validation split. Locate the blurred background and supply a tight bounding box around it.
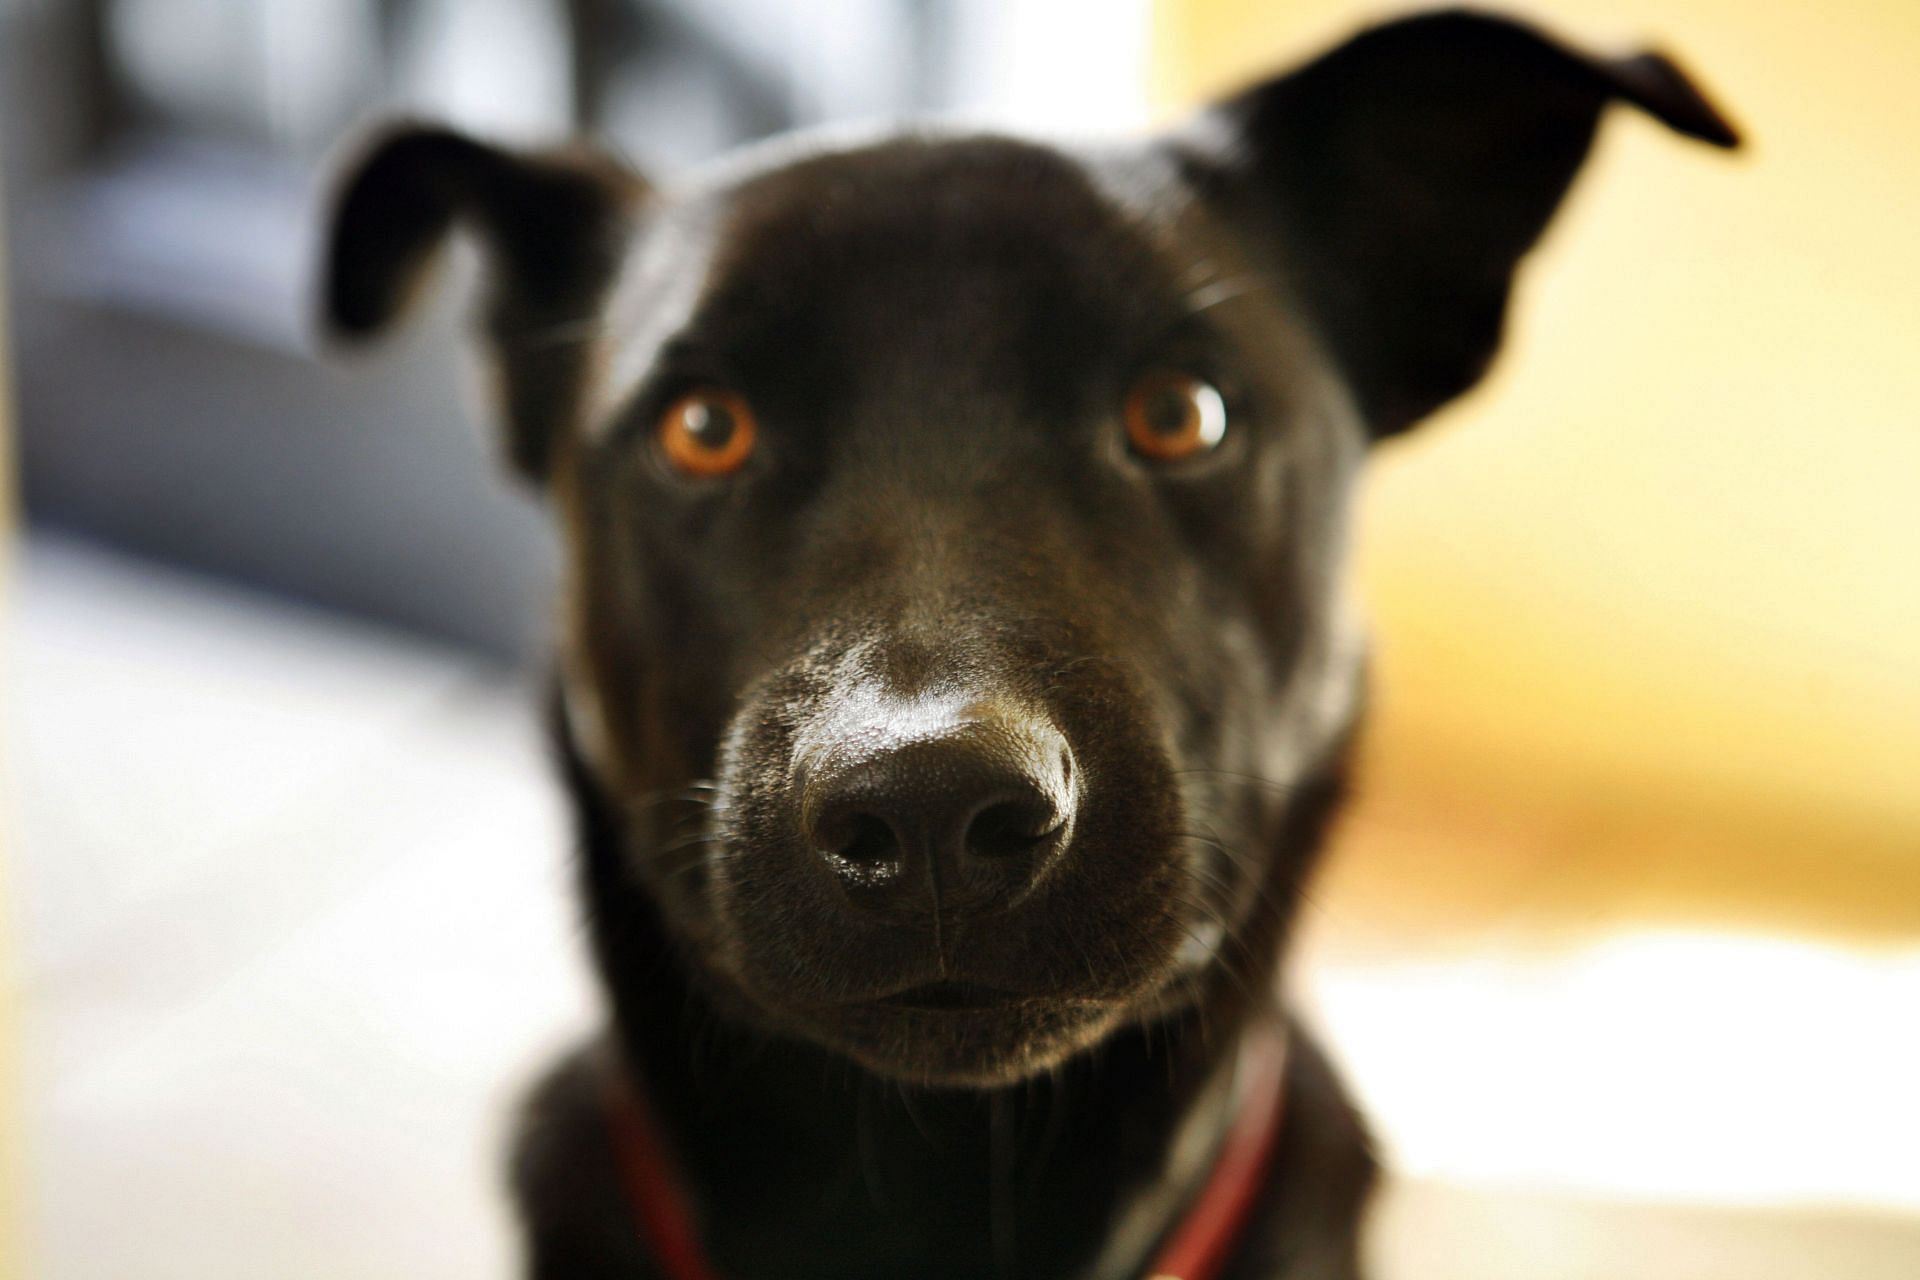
[1,1,1915,1277]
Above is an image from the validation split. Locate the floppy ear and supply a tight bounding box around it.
[1185,9,1740,439]
[322,125,645,480]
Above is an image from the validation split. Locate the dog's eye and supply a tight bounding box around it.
[658,388,758,477]
[1123,371,1227,462]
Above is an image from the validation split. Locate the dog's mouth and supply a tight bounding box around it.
[704,831,1199,1083]
[794,977,1125,1087]
[873,980,1026,1011]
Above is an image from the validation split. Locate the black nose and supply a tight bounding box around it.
[801,708,1076,920]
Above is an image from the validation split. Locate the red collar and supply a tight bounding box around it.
[607,1031,1288,1280]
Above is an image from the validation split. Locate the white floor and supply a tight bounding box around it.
[9,537,1920,1279]
[7,539,594,1280]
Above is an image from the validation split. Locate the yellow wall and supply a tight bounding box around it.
[1153,1,1920,940]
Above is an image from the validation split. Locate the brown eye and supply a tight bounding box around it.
[658,387,758,477]
[1124,370,1227,462]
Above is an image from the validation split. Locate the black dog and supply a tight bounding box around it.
[323,11,1737,1278]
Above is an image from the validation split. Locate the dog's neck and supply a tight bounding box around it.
[554,694,1338,1280]
[613,964,1258,1280]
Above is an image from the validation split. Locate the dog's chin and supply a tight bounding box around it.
[796,992,1129,1088]
[701,945,1226,1087]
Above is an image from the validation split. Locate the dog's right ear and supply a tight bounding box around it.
[322,125,646,481]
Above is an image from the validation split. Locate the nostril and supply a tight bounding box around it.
[965,797,1062,861]
[830,813,900,865]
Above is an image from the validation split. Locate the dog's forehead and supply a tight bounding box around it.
[709,133,1166,265]
[591,132,1193,429]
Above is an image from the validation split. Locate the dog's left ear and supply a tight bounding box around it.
[322,125,646,481]
[1180,10,1740,439]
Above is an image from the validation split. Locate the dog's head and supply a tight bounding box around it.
[325,12,1735,1086]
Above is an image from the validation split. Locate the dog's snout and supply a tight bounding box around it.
[801,709,1076,920]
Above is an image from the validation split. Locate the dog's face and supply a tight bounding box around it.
[325,13,1735,1085]
[557,136,1370,1084]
